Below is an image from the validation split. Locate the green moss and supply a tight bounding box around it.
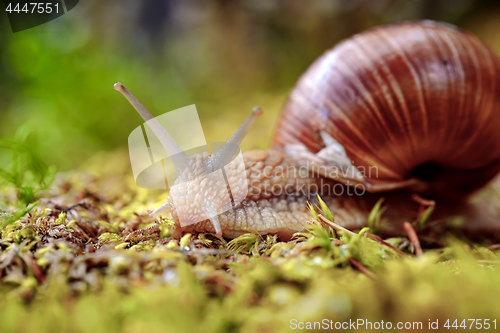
[1,150,500,332]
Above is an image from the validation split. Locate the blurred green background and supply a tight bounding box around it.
[1,0,500,172]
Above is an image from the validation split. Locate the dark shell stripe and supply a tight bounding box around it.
[273,21,500,197]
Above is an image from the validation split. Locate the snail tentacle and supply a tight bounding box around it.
[114,82,189,173]
[212,107,263,170]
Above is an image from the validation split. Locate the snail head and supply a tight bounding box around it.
[114,82,261,236]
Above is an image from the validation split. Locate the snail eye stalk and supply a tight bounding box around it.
[212,107,263,170]
[114,82,188,173]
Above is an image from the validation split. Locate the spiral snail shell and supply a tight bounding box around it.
[116,20,500,239]
[274,20,500,200]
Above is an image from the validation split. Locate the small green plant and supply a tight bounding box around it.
[418,205,435,228]
[367,198,387,232]
[307,195,337,238]
[0,127,55,227]
[227,232,262,254]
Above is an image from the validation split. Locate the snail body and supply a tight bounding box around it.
[116,21,500,239]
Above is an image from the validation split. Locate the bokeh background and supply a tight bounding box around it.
[1,0,500,172]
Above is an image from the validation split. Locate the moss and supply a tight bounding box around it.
[1,150,500,332]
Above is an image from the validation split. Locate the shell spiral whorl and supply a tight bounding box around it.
[273,21,500,199]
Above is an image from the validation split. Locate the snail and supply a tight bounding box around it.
[115,20,500,240]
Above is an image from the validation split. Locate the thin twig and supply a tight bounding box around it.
[124,224,160,242]
[364,233,409,258]
[22,253,46,283]
[478,260,500,264]
[348,258,377,280]
[318,215,356,236]
[411,193,436,207]
[488,244,500,251]
[317,215,409,257]
[309,219,324,229]
[403,222,423,256]
[411,194,436,220]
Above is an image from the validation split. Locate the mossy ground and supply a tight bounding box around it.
[1,150,500,333]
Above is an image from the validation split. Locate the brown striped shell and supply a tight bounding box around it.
[273,21,500,199]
